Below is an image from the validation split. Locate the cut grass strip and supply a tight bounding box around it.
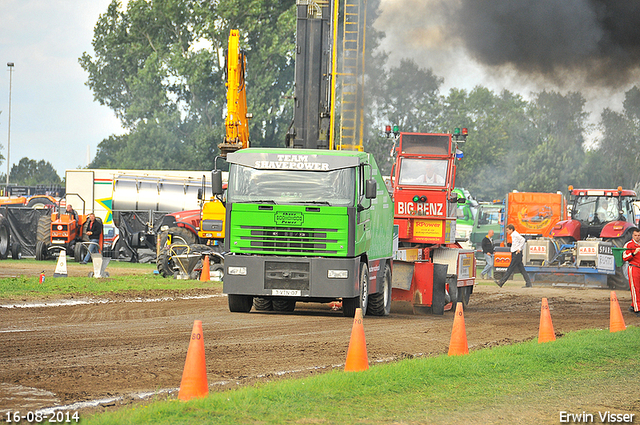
[84,326,640,425]
[0,260,220,299]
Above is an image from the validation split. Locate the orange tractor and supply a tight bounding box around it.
[35,197,103,262]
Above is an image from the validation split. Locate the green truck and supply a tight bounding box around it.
[212,148,394,317]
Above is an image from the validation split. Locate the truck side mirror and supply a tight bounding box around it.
[365,179,377,199]
[197,188,203,200]
[212,170,223,195]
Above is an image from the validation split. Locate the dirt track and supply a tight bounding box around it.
[0,262,638,418]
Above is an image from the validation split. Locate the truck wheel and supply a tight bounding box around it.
[446,275,458,305]
[211,263,224,281]
[228,294,253,313]
[36,216,50,243]
[343,262,369,317]
[74,242,87,263]
[367,263,391,316]
[459,286,472,307]
[253,297,273,311]
[0,216,9,259]
[35,240,48,261]
[273,299,296,312]
[11,242,21,260]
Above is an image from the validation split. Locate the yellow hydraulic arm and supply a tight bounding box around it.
[218,29,251,157]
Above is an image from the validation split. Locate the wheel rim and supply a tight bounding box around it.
[383,269,390,308]
[0,225,8,257]
[361,264,369,312]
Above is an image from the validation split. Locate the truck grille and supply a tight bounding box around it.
[239,226,339,254]
[264,261,310,290]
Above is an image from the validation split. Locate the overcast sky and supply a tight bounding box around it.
[0,0,120,179]
[0,0,637,180]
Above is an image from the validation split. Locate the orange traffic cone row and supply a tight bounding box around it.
[448,302,469,356]
[200,255,210,282]
[610,291,626,333]
[344,308,369,371]
[538,297,556,343]
[178,320,209,401]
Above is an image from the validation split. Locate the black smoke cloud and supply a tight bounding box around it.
[445,0,640,88]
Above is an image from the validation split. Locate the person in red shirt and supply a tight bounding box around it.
[622,228,640,316]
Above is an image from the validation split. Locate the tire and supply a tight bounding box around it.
[35,240,48,261]
[367,263,391,316]
[157,227,197,252]
[272,299,296,312]
[156,230,198,278]
[157,243,189,277]
[74,242,87,263]
[343,262,369,317]
[26,197,56,209]
[459,286,472,307]
[11,242,21,260]
[156,247,173,277]
[0,216,9,259]
[211,263,224,281]
[447,275,458,305]
[253,297,273,311]
[37,216,51,243]
[228,294,253,313]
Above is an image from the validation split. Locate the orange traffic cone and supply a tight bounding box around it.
[610,291,626,333]
[448,302,469,356]
[178,320,209,400]
[538,297,556,343]
[344,308,369,371]
[200,255,210,282]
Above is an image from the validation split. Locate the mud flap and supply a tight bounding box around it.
[431,264,448,315]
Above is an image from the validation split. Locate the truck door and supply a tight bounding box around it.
[355,164,372,253]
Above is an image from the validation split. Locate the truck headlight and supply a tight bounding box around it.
[228,266,247,276]
[328,269,348,279]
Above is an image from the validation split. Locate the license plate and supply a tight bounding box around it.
[272,289,301,296]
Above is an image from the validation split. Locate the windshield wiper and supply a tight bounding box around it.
[289,200,332,206]
[244,199,277,204]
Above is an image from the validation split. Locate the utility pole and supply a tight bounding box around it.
[6,62,14,192]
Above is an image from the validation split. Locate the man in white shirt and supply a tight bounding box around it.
[495,224,532,288]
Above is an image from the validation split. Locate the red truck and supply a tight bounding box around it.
[388,129,476,314]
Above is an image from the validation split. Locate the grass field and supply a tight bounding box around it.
[82,327,640,425]
[0,259,221,299]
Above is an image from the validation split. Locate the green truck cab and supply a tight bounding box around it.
[213,148,394,317]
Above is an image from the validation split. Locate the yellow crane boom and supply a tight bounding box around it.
[218,29,251,157]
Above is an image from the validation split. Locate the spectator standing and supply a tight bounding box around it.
[80,213,102,264]
[622,227,640,316]
[481,229,495,279]
[495,224,532,288]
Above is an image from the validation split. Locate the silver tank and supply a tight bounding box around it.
[112,175,212,212]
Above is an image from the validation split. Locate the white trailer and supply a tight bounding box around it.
[65,169,215,224]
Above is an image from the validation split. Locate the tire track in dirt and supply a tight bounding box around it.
[0,282,637,416]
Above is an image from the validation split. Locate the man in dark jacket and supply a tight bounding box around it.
[481,229,495,279]
[80,213,102,264]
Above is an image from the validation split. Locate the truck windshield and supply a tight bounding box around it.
[397,158,448,186]
[228,164,355,206]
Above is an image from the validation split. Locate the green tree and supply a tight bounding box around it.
[588,86,640,190]
[9,158,62,186]
[439,87,532,201]
[82,0,296,170]
[365,59,443,175]
[513,91,588,193]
